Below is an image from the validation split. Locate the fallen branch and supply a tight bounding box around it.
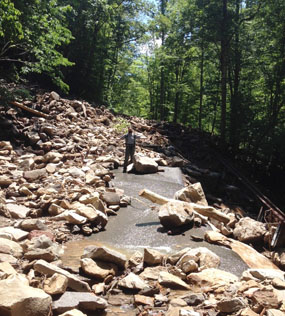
[10,100,50,119]
[139,188,230,224]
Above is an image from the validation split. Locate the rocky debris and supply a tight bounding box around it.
[0,90,284,315]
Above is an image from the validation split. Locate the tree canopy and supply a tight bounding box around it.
[0,0,284,176]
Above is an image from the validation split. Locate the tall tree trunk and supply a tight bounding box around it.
[230,0,241,152]
[199,37,205,131]
[159,0,166,121]
[173,63,180,123]
[220,0,228,144]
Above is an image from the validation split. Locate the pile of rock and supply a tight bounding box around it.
[1,243,284,316]
[0,90,284,315]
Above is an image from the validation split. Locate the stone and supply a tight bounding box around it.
[251,289,281,313]
[134,154,158,174]
[240,307,259,316]
[50,91,60,100]
[241,269,285,282]
[0,175,12,187]
[158,271,190,290]
[0,237,23,258]
[6,203,30,218]
[233,217,267,243]
[68,167,85,178]
[174,183,208,206]
[134,294,154,306]
[0,274,52,316]
[34,259,91,292]
[0,261,17,275]
[82,245,127,269]
[181,293,205,306]
[80,258,118,280]
[59,210,88,225]
[187,268,239,289]
[144,248,164,266]
[0,253,17,265]
[58,309,87,316]
[118,272,149,290]
[0,227,29,241]
[158,201,194,228]
[266,310,285,316]
[177,247,220,270]
[23,168,47,181]
[217,297,247,313]
[272,277,285,289]
[140,266,168,280]
[44,273,68,295]
[20,219,46,231]
[52,291,108,314]
[101,192,121,206]
[71,202,99,221]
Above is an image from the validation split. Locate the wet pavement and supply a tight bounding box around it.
[62,167,249,276]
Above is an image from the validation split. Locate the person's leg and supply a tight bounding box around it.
[123,146,130,172]
[130,145,135,163]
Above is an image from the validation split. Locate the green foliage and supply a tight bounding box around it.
[0,0,73,92]
[112,117,130,134]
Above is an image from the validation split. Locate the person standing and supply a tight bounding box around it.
[120,127,140,173]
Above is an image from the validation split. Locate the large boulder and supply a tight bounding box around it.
[158,201,194,228]
[233,217,267,243]
[133,155,158,174]
[0,275,52,316]
[174,182,208,206]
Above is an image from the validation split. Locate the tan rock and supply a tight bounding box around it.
[80,258,118,279]
[0,274,52,316]
[0,227,29,241]
[34,259,91,292]
[174,182,208,206]
[187,268,238,289]
[6,203,30,218]
[144,248,164,266]
[0,237,23,258]
[134,294,154,306]
[159,271,190,290]
[0,261,17,275]
[44,273,68,295]
[118,272,149,290]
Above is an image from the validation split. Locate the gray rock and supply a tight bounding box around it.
[23,168,47,181]
[52,291,108,314]
[217,297,247,313]
[101,192,121,206]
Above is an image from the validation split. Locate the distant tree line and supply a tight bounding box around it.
[0,0,284,175]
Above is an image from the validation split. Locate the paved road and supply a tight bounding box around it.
[63,167,248,276]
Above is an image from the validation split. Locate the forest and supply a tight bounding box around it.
[0,0,284,185]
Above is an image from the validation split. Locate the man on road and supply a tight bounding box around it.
[120,127,141,173]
